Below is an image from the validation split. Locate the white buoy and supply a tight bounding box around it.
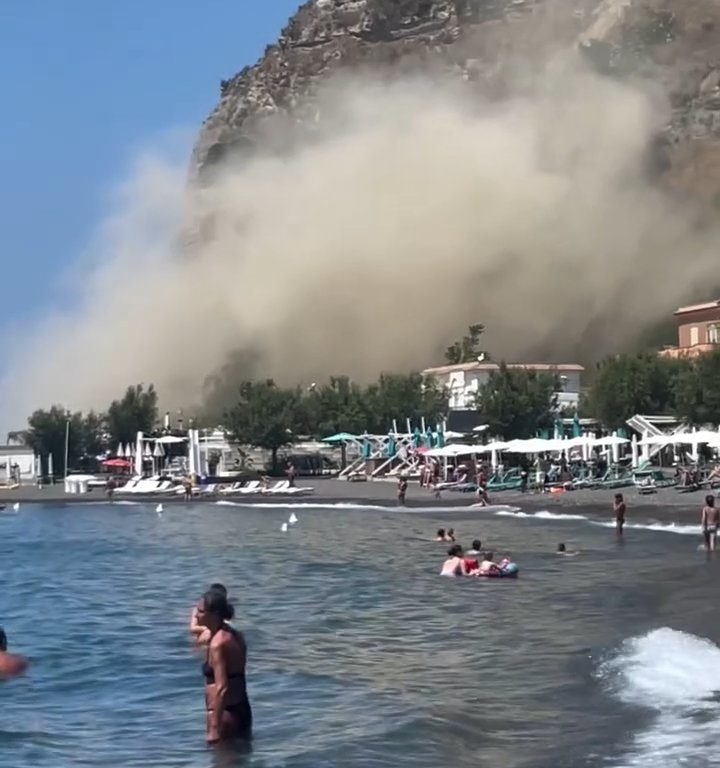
[281,522,288,532]
[289,512,298,525]
[156,503,164,515]
[12,502,20,512]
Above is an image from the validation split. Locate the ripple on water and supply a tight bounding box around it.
[1,502,720,767]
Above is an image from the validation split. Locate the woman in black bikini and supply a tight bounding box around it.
[195,590,252,744]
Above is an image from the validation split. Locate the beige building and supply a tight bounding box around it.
[422,362,584,411]
[660,300,720,358]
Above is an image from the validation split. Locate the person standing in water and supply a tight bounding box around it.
[701,495,719,551]
[613,493,626,537]
[196,590,252,744]
[191,583,228,645]
[0,627,28,677]
[397,475,408,506]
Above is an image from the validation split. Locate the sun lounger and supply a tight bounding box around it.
[237,480,262,495]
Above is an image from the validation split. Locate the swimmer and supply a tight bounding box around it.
[196,590,252,744]
[191,583,227,645]
[434,528,447,542]
[477,551,502,576]
[0,627,28,678]
[447,528,456,543]
[440,544,469,576]
[466,539,483,556]
[702,495,719,551]
[556,543,579,557]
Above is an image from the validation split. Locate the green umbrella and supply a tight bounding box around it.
[322,432,359,442]
[572,413,582,438]
[386,432,397,457]
[436,430,445,448]
[412,428,422,447]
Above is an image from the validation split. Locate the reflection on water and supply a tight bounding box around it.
[1,502,719,767]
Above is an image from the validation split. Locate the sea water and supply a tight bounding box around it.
[1,502,718,767]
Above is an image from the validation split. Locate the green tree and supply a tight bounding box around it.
[363,373,447,433]
[225,380,304,472]
[675,350,720,424]
[585,354,686,429]
[106,384,159,445]
[444,323,486,365]
[25,406,84,475]
[303,376,368,438]
[80,411,107,459]
[476,363,558,439]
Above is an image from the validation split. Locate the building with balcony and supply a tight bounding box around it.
[421,362,584,414]
[659,299,720,358]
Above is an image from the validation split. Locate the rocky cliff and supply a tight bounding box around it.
[192,0,720,199]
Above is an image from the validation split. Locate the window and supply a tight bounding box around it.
[690,326,699,346]
[709,324,720,345]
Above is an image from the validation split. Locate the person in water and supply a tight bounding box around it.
[613,493,626,537]
[0,627,28,678]
[191,583,228,644]
[397,475,408,506]
[466,538,482,556]
[434,528,447,542]
[447,528,456,542]
[477,551,502,576]
[196,590,252,744]
[702,495,719,551]
[463,542,482,574]
[440,544,469,576]
[556,543,579,557]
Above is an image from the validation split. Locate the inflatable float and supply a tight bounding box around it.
[477,562,519,578]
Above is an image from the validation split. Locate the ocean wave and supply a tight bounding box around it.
[215,500,521,513]
[597,628,720,767]
[494,510,589,521]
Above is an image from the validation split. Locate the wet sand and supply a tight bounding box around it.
[0,477,709,522]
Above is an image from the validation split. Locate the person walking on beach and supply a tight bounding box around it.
[613,493,626,537]
[397,475,408,506]
[701,495,719,551]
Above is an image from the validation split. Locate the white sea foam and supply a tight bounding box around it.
[494,510,589,521]
[598,628,720,767]
[592,521,699,536]
[214,501,521,513]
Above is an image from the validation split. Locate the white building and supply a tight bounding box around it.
[422,362,584,411]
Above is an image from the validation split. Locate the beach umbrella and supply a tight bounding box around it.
[443,430,465,441]
[386,432,397,458]
[572,413,582,438]
[425,427,434,447]
[321,432,359,442]
[153,442,165,458]
[143,444,152,459]
[362,435,372,459]
[436,430,445,448]
[102,458,131,468]
[116,442,124,458]
[631,434,639,469]
[412,428,422,447]
[554,419,563,440]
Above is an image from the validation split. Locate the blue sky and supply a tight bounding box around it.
[0,0,301,322]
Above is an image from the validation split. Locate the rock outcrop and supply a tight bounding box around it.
[192,0,720,198]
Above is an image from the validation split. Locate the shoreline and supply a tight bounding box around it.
[0,477,710,521]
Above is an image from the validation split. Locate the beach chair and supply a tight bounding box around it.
[237,480,262,495]
[487,468,523,492]
[262,481,290,495]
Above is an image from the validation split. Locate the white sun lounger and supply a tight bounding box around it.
[237,480,262,495]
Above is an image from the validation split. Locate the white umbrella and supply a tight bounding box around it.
[143,444,152,459]
[153,442,165,458]
[425,444,473,458]
[156,435,188,444]
[443,430,466,441]
[116,442,124,457]
[592,436,630,447]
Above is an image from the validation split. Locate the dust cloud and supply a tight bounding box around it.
[1,60,718,428]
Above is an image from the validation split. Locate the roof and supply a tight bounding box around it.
[422,362,585,375]
[674,299,720,316]
[0,446,34,456]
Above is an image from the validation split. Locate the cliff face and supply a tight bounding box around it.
[192,0,720,198]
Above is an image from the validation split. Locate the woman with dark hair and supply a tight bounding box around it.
[190,583,227,644]
[0,627,28,677]
[196,590,252,744]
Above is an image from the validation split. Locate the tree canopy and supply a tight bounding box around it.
[476,363,558,440]
[106,384,158,445]
[444,324,486,365]
[224,380,304,471]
